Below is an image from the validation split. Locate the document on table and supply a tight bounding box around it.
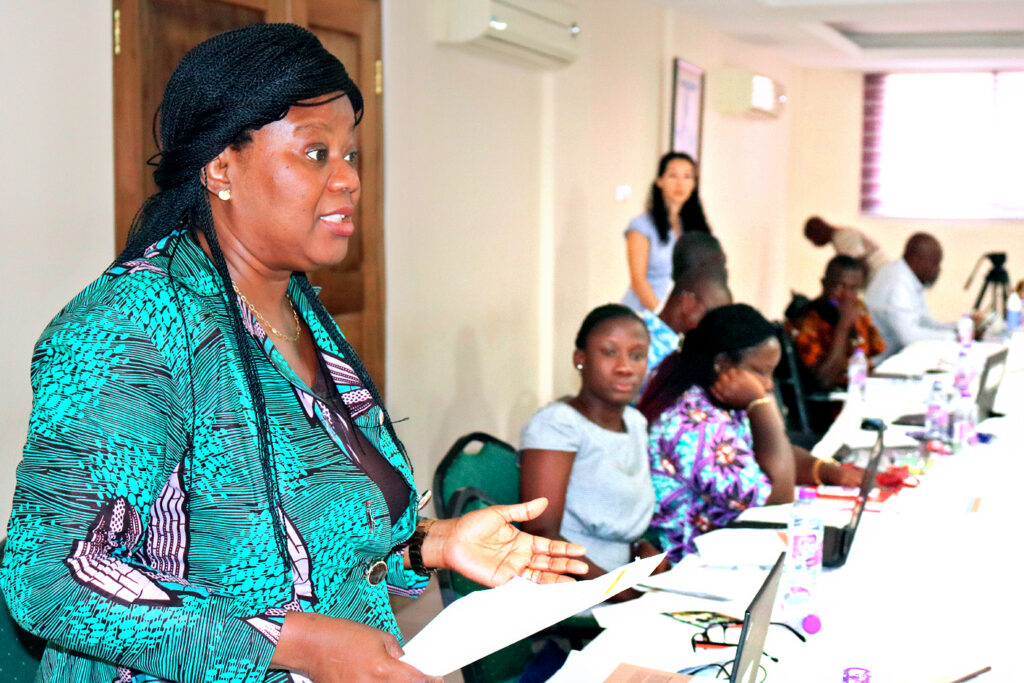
[400,553,665,677]
[691,528,786,567]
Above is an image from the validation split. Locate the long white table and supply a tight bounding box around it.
[552,340,1023,682]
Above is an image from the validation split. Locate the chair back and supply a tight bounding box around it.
[431,433,599,681]
[432,432,520,519]
[0,540,45,681]
[771,321,813,435]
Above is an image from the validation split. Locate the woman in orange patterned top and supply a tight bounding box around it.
[795,255,886,391]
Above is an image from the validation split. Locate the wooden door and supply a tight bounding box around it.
[112,0,387,390]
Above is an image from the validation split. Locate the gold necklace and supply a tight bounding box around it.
[232,283,302,343]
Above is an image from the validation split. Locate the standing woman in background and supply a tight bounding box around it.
[622,152,711,312]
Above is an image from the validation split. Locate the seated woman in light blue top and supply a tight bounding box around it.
[622,152,712,312]
[521,304,666,602]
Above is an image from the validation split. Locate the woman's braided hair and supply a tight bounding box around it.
[116,23,402,568]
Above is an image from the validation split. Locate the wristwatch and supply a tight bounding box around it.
[407,518,436,576]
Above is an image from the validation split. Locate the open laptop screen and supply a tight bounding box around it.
[730,552,786,683]
[976,348,1008,419]
[842,435,886,558]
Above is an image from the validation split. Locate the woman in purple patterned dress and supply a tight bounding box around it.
[637,304,861,563]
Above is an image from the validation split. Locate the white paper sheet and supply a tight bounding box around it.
[638,554,770,606]
[400,553,665,677]
[547,619,728,683]
[691,528,786,568]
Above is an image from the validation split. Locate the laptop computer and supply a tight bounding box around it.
[975,347,1008,418]
[893,347,1008,426]
[728,551,786,683]
[604,552,786,682]
[728,436,885,568]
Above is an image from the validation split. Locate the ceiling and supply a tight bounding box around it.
[658,0,1024,71]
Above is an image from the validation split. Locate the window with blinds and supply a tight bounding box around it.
[861,72,1024,219]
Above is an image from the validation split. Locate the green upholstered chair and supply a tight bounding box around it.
[432,433,600,682]
[432,432,521,519]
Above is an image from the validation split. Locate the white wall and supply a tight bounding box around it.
[382,1,545,494]
[0,2,114,531]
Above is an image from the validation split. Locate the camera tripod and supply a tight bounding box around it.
[964,252,1010,318]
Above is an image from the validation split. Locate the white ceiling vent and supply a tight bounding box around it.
[434,0,581,69]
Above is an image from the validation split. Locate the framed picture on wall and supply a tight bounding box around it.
[670,58,705,162]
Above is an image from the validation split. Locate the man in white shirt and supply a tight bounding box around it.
[804,216,890,282]
[864,232,958,360]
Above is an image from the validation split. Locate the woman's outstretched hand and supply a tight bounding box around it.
[429,497,588,587]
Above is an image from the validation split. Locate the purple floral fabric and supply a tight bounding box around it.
[648,385,771,563]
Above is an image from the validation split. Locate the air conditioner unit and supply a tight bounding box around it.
[434,0,581,69]
[712,67,787,117]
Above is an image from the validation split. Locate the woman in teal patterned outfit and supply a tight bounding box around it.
[0,24,585,682]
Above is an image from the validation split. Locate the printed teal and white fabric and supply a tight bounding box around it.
[639,309,681,379]
[0,231,427,682]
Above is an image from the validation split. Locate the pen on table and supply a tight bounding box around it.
[939,665,992,683]
[637,583,730,601]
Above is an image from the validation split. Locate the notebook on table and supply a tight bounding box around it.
[727,436,885,568]
[603,552,786,683]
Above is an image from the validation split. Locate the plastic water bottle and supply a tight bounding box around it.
[951,391,978,453]
[953,348,971,395]
[847,348,868,401]
[782,489,823,636]
[957,313,974,347]
[925,380,950,440]
[1007,293,1022,332]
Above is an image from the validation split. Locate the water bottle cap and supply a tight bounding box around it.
[798,488,817,501]
[802,613,822,634]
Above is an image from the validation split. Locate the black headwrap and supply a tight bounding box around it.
[638,304,775,422]
[120,22,362,259]
[113,24,388,571]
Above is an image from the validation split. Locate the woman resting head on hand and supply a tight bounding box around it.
[0,24,584,683]
[638,304,863,564]
[520,304,668,603]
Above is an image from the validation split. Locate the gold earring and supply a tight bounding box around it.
[218,188,231,201]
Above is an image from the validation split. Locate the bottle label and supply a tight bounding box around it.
[1008,310,1021,331]
[792,532,822,570]
[843,667,872,682]
[926,404,949,437]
